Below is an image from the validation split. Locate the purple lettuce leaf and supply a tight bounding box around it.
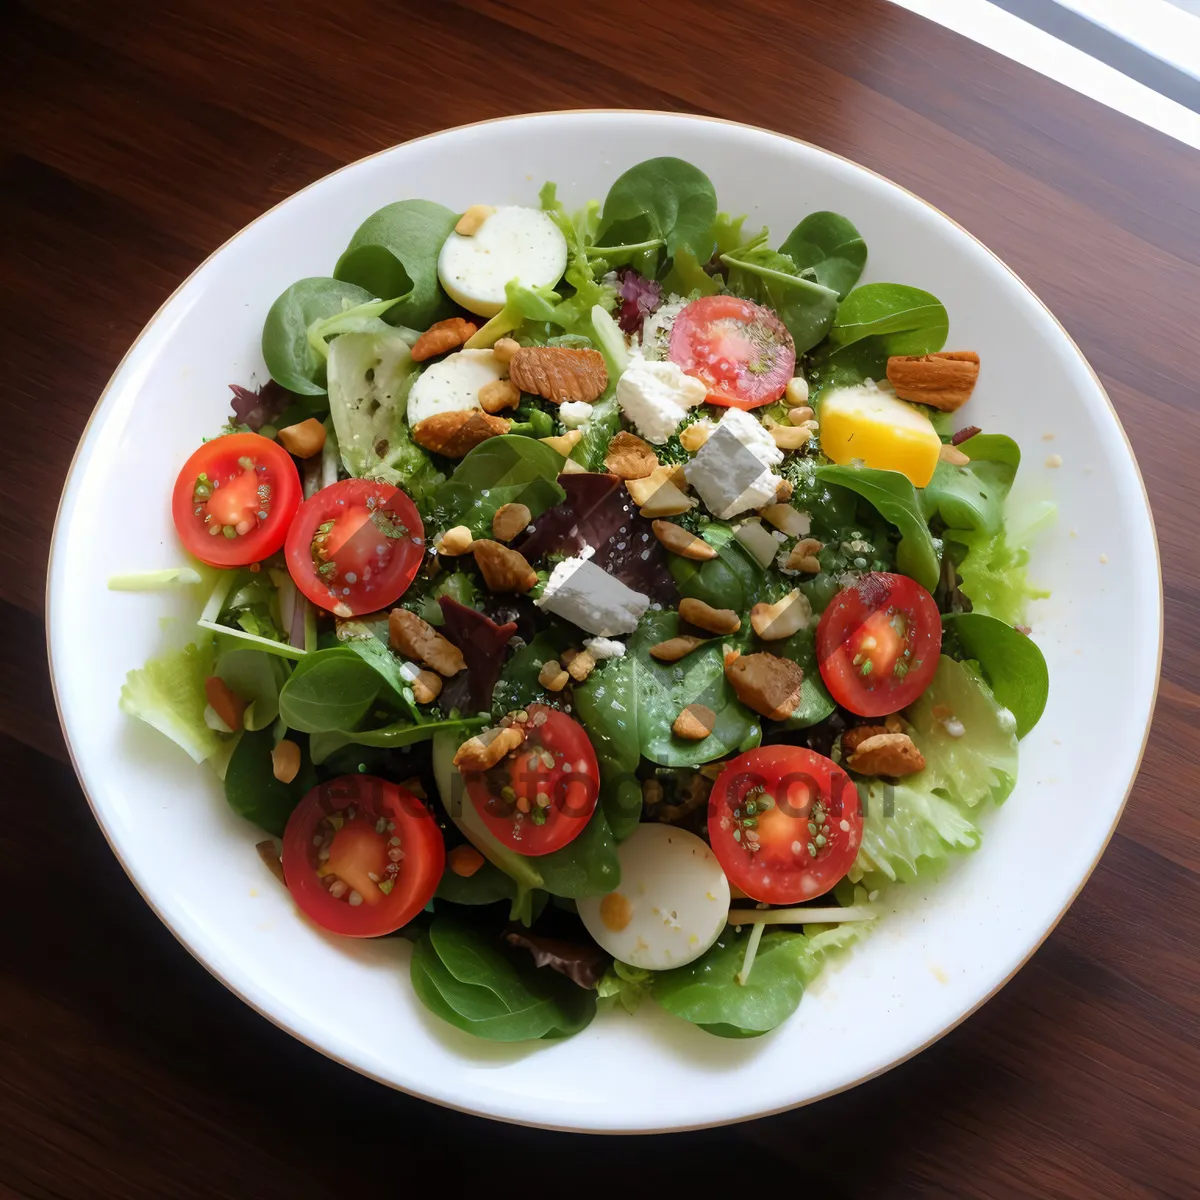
[614,268,663,335]
[229,381,291,432]
[437,597,518,715]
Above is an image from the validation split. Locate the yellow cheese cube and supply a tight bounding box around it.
[819,384,942,488]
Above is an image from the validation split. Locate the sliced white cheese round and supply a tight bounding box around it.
[406,349,503,428]
[437,206,567,318]
[577,823,730,970]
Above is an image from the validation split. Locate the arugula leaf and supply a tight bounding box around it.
[815,465,941,592]
[821,283,948,385]
[778,211,868,299]
[277,647,382,733]
[224,727,316,836]
[921,434,1020,535]
[119,640,225,764]
[721,243,840,353]
[333,199,460,330]
[942,614,1048,738]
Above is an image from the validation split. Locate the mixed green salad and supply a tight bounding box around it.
[118,157,1050,1043]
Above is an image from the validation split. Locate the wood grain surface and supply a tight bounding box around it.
[2,0,1197,1195]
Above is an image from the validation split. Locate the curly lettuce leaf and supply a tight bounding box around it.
[119,640,225,764]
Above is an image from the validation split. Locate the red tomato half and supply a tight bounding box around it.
[668,294,796,409]
[708,746,862,904]
[816,572,942,717]
[285,478,424,617]
[465,705,599,856]
[171,433,301,567]
[282,775,444,937]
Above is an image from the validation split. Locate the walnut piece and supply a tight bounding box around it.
[749,589,812,640]
[412,409,509,457]
[673,704,715,740]
[491,502,531,543]
[886,350,980,412]
[453,724,526,772]
[472,539,537,593]
[605,431,658,480]
[724,651,804,720]
[389,608,466,677]
[410,317,478,362]
[509,345,608,403]
[479,378,521,414]
[563,648,596,682]
[844,732,926,777]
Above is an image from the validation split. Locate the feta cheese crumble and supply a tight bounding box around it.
[583,636,626,660]
[535,557,650,636]
[559,400,594,429]
[615,354,707,444]
[684,408,785,519]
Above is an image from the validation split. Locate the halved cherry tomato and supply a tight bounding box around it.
[171,433,302,567]
[707,746,862,904]
[817,572,941,717]
[668,294,796,409]
[284,478,424,617]
[281,775,443,937]
[465,705,599,856]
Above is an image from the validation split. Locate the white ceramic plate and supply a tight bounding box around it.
[47,112,1161,1132]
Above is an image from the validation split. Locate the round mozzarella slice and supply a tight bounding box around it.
[406,349,503,428]
[577,823,730,970]
[437,206,568,318]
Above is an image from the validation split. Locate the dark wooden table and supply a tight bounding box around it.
[3,1,1197,1195]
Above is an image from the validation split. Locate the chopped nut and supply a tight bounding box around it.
[679,597,741,635]
[447,844,485,877]
[775,479,795,501]
[939,442,971,466]
[642,778,664,805]
[479,378,521,414]
[845,732,926,777]
[750,589,812,640]
[510,345,608,403]
[842,724,889,753]
[887,350,980,412]
[673,704,715,740]
[605,430,658,480]
[276,418,326,458]
[537,659,570,691]
[412,409,510,457]
[410,317,478,362]
[784,376,810,407]
[724,651,804,720]
[491,337,521,365]
[454,724,526,772]
[471,539,537,593]
[759,503,810,537]
[678,422,712,452]
[389,608,466,676]
[766,419,813,450]
[626,465,695,517]
[455,204,495,236]
[787,406,816,426]
[271,739,301,784]
[204,677,245,732]
[784,537,823,573]
[436,525,474,556]
[884,714,906,735]
[411,669,442,705]
[560,458,588,474]
[562,648,596,682]
[652,520,716,560]
[649,635,709,662]
[540,429,582,457]
[491,502,531,543]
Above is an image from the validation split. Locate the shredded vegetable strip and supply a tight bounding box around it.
[728,906,878,925]
[735,920,765,986]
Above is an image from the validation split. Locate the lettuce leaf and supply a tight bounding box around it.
[119,640,226,764]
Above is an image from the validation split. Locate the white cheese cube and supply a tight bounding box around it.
[615,355,707,444]
[558,400,594,429]
[535,558,649,636]
[684,408,785,519]
[583,636,626,660]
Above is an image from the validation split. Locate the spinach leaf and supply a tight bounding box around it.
[596,157,718,266]
[309,714,486,765]
[815,465,941,592]
[772,628,836,729]
[535,809,621,899]
[224,726,316,836]
[920,434,1019,535]
[333,199,459,330]
[427,435,565,536]
[334,621,418,717]
[411,917,596,1041]
[277,647,382,733]
[491,631,565,717]
[215,648,288,732]
[822,283,948,384]
[668,521,764,612]
[942,613,1048,737]
[262,278,390,396]
[435,860,517,906]
[778,211,867,300]
[721,244,840,354]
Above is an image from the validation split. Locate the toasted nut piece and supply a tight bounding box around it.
[389,608,466,676]
[626,465,696,517]
[448,844,485,877]
[775,479,795,501]
[205,677,245,732]
[678,421,712,453]
[454,724,526,771]
[540,429,582,457]
[679,597,741,635]
[650,635,709,662]
[788,406,816,426]
[845,732,926,777]
[436,525,475,556]
[634,481,695,518]
[652,520,716,560]
[276,418,327,458]
[767,420,813,450]
[271,739,301,783]
[455,204,495,236]
[784,376,810,407]
[642,778,664,805]
[492,337,521,365]
[563,648,596,682]
[724,652,805,720]
[411,669,442,705]
[673,704,716,740]
[412,409,510,457]
[784,537,823,573]
[884,713,906,734]
[410,317,478,362]
[759,503,810,537]
[538,659,570,691]
[561,458,588,474]
[842,725,888,753]
[471,539,537,593]
[491,502,531,543]
[510,345,608,403]
[605,430,658,480]
[887,350,980,412]
[750,589,812,640]
[479,378,521,414]
[939,442,971,467]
